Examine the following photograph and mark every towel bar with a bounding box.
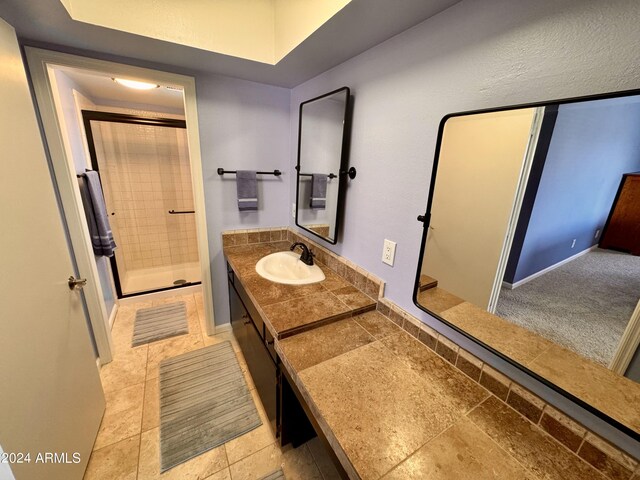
[298,172,338,179]
[295,166,356,179]
[217,168,282,177]
[168,210,195,214]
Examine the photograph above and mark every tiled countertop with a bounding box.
[223,230,638,479]
[276,312,619,480]
[224,242,376,338]
[432,299,640,434]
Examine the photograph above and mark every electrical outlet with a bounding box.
[571,238,576,248]
[595,229,600,239]
[382,239,396,266]
[292,203,296,219]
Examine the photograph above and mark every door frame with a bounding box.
[487,107,545,313]
[25,48,217,364]
[610,301,640,374]
[485,103,640,376]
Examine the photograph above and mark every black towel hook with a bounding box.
[340,167,357,179]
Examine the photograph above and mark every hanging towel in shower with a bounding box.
[80,171,117,257]
[310,174,327,209]
[236,170,258,211]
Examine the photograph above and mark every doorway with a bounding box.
[493,96,640,370]
[25,48,217,367]
[82,111,202,298]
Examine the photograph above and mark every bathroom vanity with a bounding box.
[225,239,376,475]
[222,230,638,480]
[227,265,318,449]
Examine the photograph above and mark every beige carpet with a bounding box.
[497,248,640,365]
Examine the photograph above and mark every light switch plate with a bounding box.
[382,239,396,266]
[292,203,296,219]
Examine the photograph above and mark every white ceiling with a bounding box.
[59,67,185,111]
[57,0,352,65]
[0,0,462,88]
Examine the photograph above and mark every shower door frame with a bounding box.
[82,110,201,299]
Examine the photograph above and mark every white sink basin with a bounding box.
[255,251,325,285]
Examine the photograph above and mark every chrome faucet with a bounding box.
[290,242,315,266]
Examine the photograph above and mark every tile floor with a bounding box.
[84,291,340,480]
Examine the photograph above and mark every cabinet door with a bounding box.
[265,328,277,364]
[228,282,277,434]
[247,334,277,435]
[229,281,248,326]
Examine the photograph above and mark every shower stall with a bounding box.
[83,111,201,297]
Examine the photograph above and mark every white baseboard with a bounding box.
[108,303,118,329]
[503,245,598,290]
[212,323,232,334]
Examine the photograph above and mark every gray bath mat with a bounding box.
[132,302,188,347]
[261,469,285,480]
[159,341,262,472]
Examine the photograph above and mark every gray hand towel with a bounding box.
[310,173,327,209]
[236,170,258,211]
[81,171,117,257]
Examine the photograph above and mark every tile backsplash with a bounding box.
[222,226,384,301]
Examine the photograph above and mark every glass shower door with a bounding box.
[84,112,201,297]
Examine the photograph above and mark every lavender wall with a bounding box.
[288,0,640,448]
[290,0,640,326]
[508,97,640,284]
[196,74,291,325]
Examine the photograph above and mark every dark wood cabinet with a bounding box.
[227,266,315,446]
[600,173,640,255]
[228,271,278,435]
[226,264,348,477]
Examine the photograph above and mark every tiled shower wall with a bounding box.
[93,121,198,277]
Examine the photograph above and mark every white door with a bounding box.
[0,18,105,480]
[423,108,538,309]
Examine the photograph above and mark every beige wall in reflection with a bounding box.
[422,108,535,308]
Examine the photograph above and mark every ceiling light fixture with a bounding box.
[112,78,160,90]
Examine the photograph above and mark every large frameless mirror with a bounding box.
[295,87,353,244]
[414,92,640,438]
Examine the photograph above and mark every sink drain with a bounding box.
[173,279,188,286]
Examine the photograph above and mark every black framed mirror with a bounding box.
[414,89,640,440]
[295,87,352,244]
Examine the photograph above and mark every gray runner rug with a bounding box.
[159,341,262,472]
[132,302,188,347]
